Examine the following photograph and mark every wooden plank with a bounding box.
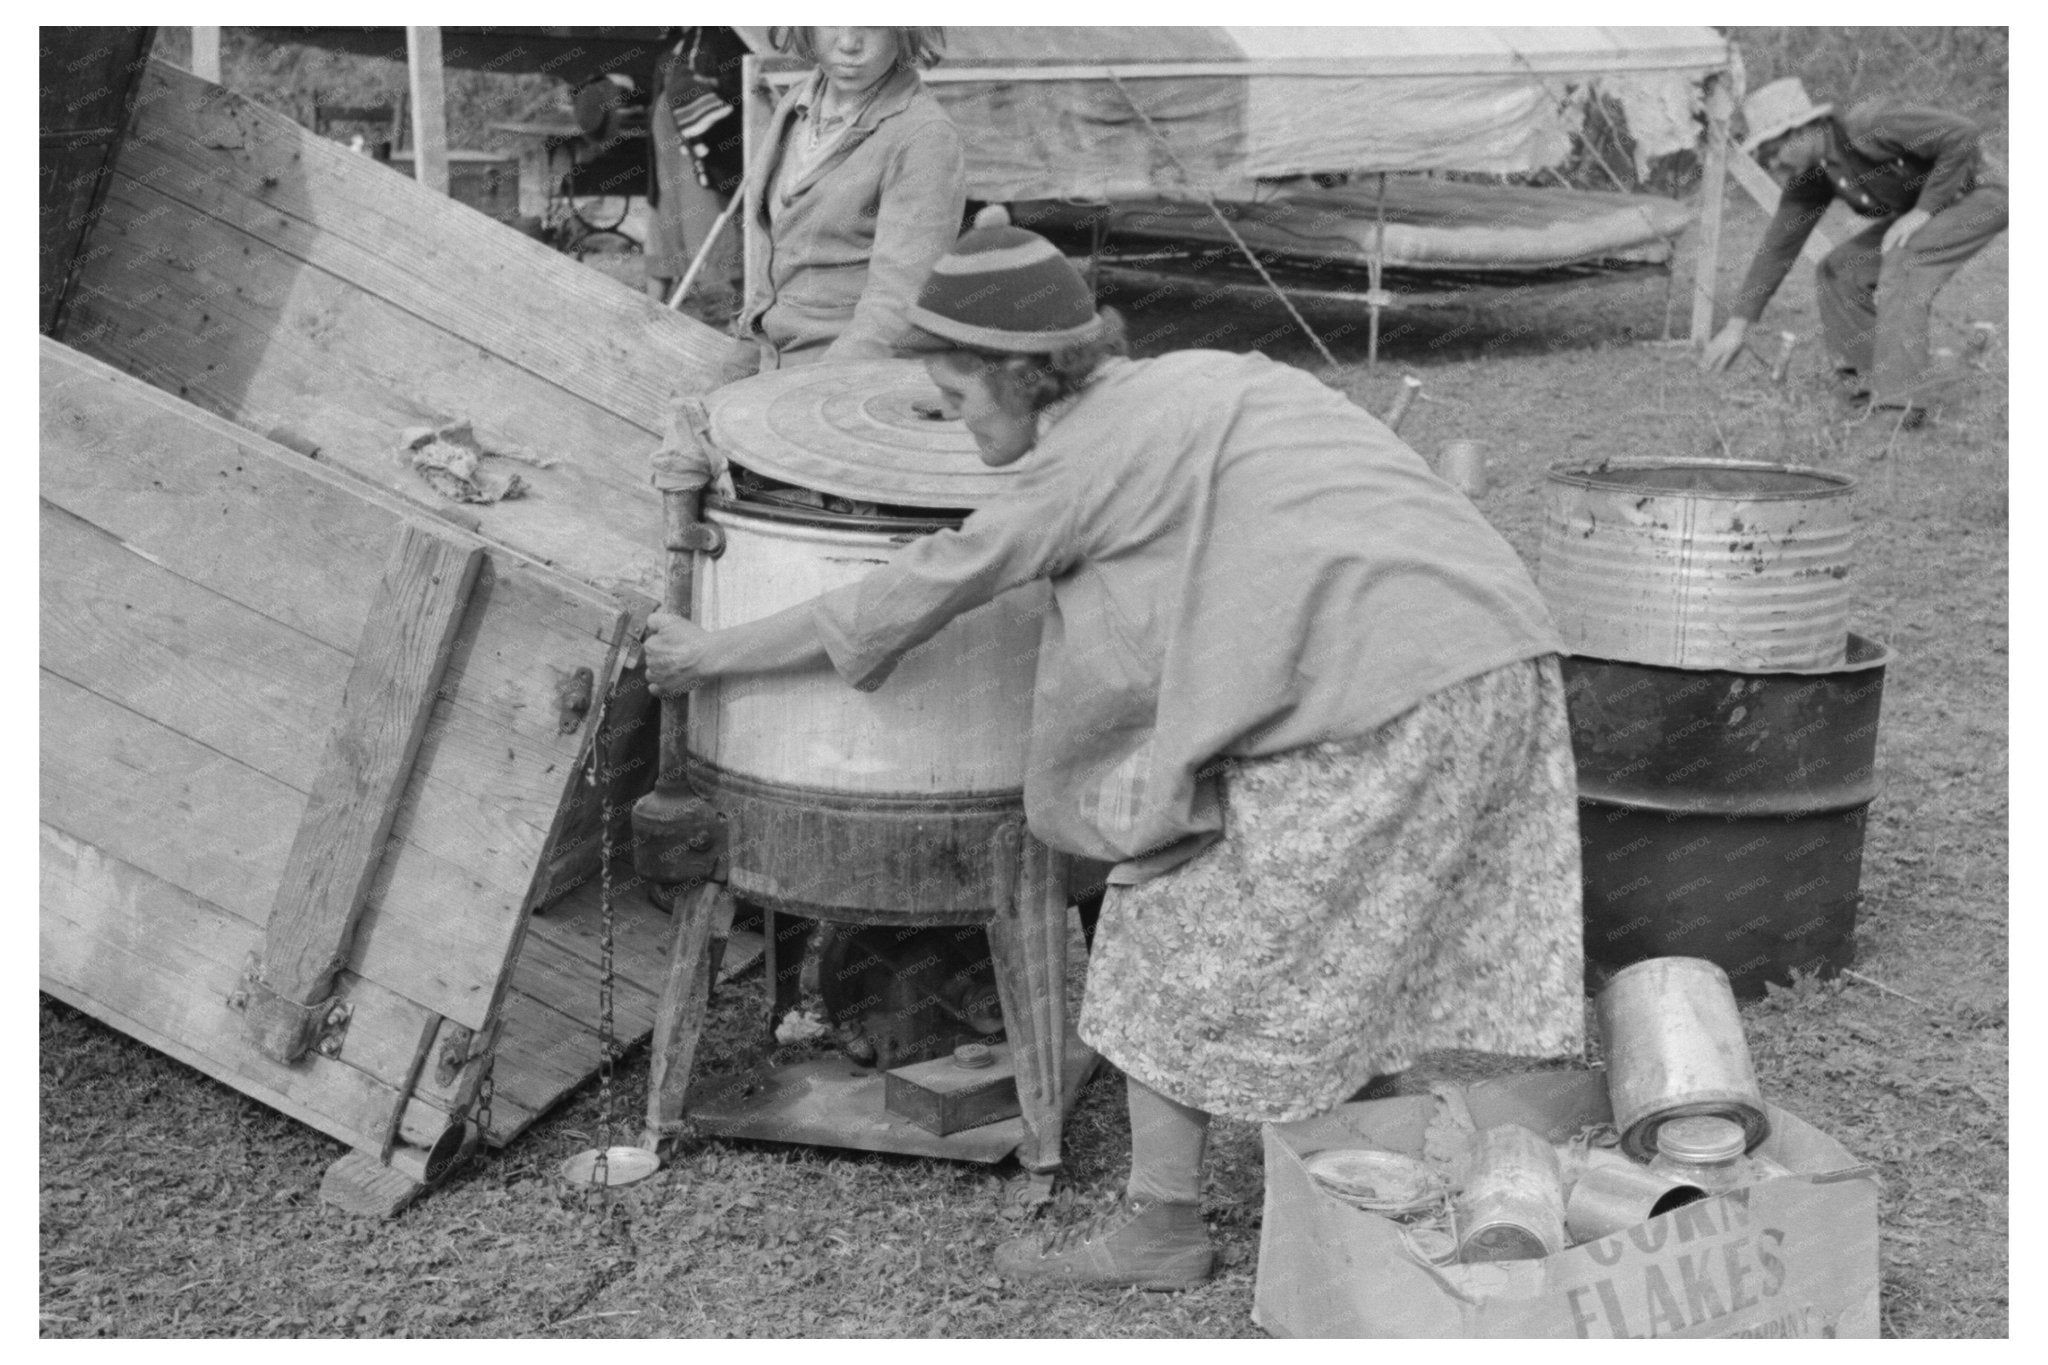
[405,28,450,195]
[40,27,156,334]
[42,672,522,1030]
[320,1152,425,1219]
[41,343,633,880]
[523,870,679,999]
[42,133,115,334]
[245,524,483,1062]
[478,871,681,1140]
[740,54,773,327]
[109,61,729,440]
[480,1091,541,1146]
[487,991,615,1121]
[39,823,439,1096]
[534,661,660,909]
[41,337,439,645]
[189,27,220,83]
[59,179,666,595]
[39,499,350,791]
[645,883,728,1141]
[1691,74,1733,344]
[38,505,614,923]
[463,870,685,1143]
[40,824,425,1150]
[509,931,662,1036]
[41,670,300,918]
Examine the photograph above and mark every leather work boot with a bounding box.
[994,1197,1217,1290]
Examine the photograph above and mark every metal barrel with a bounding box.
[1564,1158,1707,1243]
[1538,459,1857,671]
[1596,957,1769,1161]
[1570,634,1891,996]
[1455,1124,1567,1263]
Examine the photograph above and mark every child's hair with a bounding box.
[933,309,1131,413]
[769,27,946,71]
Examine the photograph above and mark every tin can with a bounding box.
[1455,1124,1566,1263]
[1536,458,1855,670]
[1435,440,1490,498]
[1564,1158,1707,1243]
[1597,957,1770,1160]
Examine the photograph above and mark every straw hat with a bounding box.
[1739,78,1833,156]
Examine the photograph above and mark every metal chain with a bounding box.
[475,1058,495,1146]
[585,681,619,1189]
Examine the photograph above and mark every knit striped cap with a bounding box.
[907,206,1103,353]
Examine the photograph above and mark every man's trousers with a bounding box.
[1815,182,2007,407]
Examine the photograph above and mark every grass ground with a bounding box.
[43,29,2007,1340]
[39,188,2008,1338]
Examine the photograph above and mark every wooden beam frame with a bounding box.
[190,26,221,83]
[241,524,483,1063]
[405,26,450,195]
[1690,70,1734,344]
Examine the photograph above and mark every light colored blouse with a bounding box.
[810,350,1563,876]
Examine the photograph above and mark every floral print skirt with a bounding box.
[1077,655,1584,1124]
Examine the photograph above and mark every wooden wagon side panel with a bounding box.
[55,59,737,600]
[39,27,156,334]
[40,338,634,1161]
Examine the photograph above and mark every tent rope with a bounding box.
[1503,45,1678,251]
[1105,70,1342,372]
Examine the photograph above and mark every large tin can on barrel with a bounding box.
[1539,459,1856,670]
[1596,957,1769,1161]
[690,361,1045,923]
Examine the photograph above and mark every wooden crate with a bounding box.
[56,58,735,599]
[40,53,742,1212]
[41,339,648,1203]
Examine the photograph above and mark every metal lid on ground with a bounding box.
[705,360,1020,510]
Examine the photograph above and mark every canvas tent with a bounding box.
[910,26,1732,197]
[741,26,1738,335]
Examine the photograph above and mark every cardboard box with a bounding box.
[1254,1071,1879,1338]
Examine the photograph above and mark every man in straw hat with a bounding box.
[1699,77,2005,429]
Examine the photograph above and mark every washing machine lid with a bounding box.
[705,360,1023,509]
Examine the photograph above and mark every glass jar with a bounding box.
[1647,1116,1757,1194]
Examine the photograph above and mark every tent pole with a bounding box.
[191,27,221,83]
[1691,70,1734,346]
[405,27,450,196]
[1368,172,1387,376]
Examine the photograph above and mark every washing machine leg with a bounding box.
[987,832,1072,1173]
[642,880,729,1149]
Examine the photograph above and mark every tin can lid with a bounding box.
[1656,1115,1747,1165]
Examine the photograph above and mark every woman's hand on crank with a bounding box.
[643,611,715,698]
